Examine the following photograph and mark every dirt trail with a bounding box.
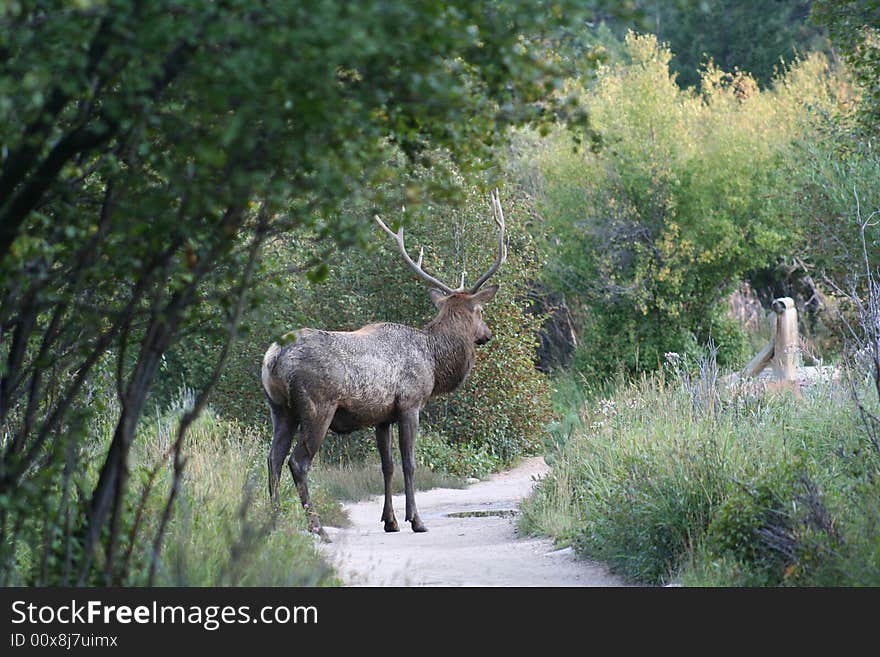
[319,456,626,587]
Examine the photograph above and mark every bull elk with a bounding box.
[261,191,508,538]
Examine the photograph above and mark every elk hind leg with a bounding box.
[375,423,399,532]
[398,410,427,533]
[289,404,334,541]
[267,399,296,508]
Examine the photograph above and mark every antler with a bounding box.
[468,189,507,293]
[373,190,507,296]
[373,214,458,294]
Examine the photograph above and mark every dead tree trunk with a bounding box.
[743,296,800,382]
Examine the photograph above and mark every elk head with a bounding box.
[374,189,507,345]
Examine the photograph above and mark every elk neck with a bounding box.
[422,308,477,396]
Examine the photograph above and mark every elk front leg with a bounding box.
[376,423,399,532]
[398,410,427,533]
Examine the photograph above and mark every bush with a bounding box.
[511,33,850,379]
[423,290,553,463]
[703,463,823,586]
[520,361,880,585]
[521,370,744,583]
[2,389,337,586]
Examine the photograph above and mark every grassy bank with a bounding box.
[122,399,472,585]
[129,406,337,586]
[520,370,880,586]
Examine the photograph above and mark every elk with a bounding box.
[262,191,507,539]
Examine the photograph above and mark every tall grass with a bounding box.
[520,369,880,585]
[130,402,336,586]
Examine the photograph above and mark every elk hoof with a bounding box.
[306,512,331,543]
[384,518,400,532]
[411,518,428,533]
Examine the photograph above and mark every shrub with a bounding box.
[423,291,553,463]
[511,33,850,379]
[416,431,499,479]
[2,389,337,586]
[522,370,747,583]
[520,360,880,585]
[703,463,818,586]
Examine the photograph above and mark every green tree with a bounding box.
[0,0,584,585]
[587,0,826,89]
[813,0,880,135]
[515,34,847,376]
[656,0,825,89]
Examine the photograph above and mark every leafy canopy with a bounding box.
[0,0,586,585]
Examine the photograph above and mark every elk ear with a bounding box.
[471,285,499,305]
[428,288,448,308]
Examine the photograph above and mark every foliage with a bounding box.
[702,463,841,586]
[585,0,827,89]
[520,365,880,585]
[523,121,880,587]
[3,391,336,586]
[656,0,825,90]
[0,0,588,585]
[133,404,337,586]
[513,33,849,379]
[415,432,499,479]
[783,137,880,285]
[755,102,878,354]
[813,0,880,136]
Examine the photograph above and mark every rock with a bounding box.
[544,546,575,558]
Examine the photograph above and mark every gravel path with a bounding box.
[318,456,627,587]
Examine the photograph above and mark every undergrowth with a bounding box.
[520,366,880,586]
